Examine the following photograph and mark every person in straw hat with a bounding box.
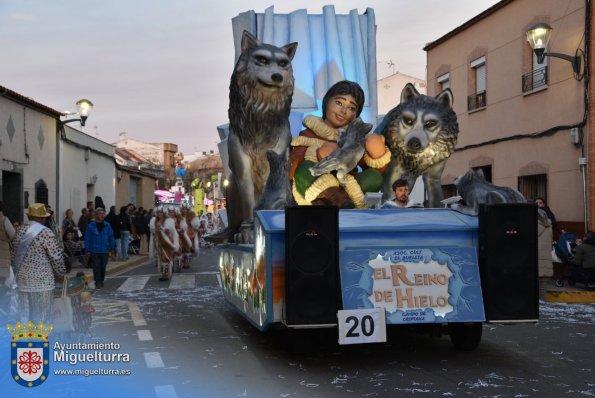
[10,203,67,323]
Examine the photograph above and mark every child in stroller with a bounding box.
[63,230,88,270]
[554,230,595,288]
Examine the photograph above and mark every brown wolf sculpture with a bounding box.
[377,83,459,207]
[213,31,297,243]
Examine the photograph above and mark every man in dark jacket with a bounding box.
[119,206,132,261]
[132,207,149,255]
[570,230,595,287]
[84,208,115,289]
[77,208,90,237]
[105,206,122,260]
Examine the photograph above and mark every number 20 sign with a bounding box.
[337,308,387,345]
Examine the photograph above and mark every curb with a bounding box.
[545,289,595,304]
[66,256,150,278]
[106,256,150,276]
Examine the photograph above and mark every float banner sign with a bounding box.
[339,247,485,324]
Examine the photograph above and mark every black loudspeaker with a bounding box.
[478,203,539,322]
[285,206,340,326]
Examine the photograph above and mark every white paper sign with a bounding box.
[337,308,387,345]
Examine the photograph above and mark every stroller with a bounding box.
[63,238,88,270]
[553,231,579,287]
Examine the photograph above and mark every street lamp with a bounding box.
[526,22,584,81]
[223,178,229,206]
[61,99,94,127]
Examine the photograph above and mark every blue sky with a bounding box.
[1,0,499,153]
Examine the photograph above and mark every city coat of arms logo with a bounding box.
[7,321,53,387]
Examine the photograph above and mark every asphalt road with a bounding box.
[55,246,595,397]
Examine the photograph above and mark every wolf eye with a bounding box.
[424,120,437,129]
[278,60,288,67]
[403,117,414,126]
[255,56,268,65]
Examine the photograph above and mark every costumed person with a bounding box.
[290,80,390,208]
[186,210,200,257]
[155,208,178,281]
[178,206,193,269]
[168,207,184,272]
[148,207,161,260]
[10,203,67,323]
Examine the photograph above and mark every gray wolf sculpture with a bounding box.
[451,169,527,216]
[212,31,297,243]
[377,83,458,207]
[309,117,373,180]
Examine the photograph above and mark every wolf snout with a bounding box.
[407,137,423,152]
[271,73,283,83]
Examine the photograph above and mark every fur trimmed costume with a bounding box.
[290,115,390,208]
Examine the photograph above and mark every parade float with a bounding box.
[215,6,539,351]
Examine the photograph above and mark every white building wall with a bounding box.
[0,96,57,222]
[59,126,115,224]
[377,72,427,115]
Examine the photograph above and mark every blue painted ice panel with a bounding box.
[256,208,478,234]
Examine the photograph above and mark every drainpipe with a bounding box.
[580,157,588,234]
[56,119,61,226]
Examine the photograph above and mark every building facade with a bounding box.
[424,0,589,233]
[114,132,177,189]
[59,125,116,224]
[114,147,162,208]
[1,85,120,226]
[377,71,426,116]
[0,86,61,223]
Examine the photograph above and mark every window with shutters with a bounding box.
[437,73,450,92]
[467,56,487,111]
[518,174,547,201]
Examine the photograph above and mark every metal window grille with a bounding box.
[467,90,487,111]
[522,66,548,93]
[518,174,547,201]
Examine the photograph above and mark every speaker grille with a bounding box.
[290,230,333,274]
[479,203,539,322]
[285,206,340,326]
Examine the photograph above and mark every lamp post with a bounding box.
[56,99,93,233]
[61,99,94,127]
[223,178,229,208]
[527,21,589,232]
[526,22,585,80]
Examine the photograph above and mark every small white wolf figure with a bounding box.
[211,31,297,243]
[377,83,459,207]
[451,169,527,216]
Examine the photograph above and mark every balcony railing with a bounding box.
[522,66,548,93]
[467,90,487,111]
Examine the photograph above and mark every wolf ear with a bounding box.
[400,83,420,104]
[474,168,486,180]
[435,88,453,109]
[281,42,298,61]
[241,31,260,52]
